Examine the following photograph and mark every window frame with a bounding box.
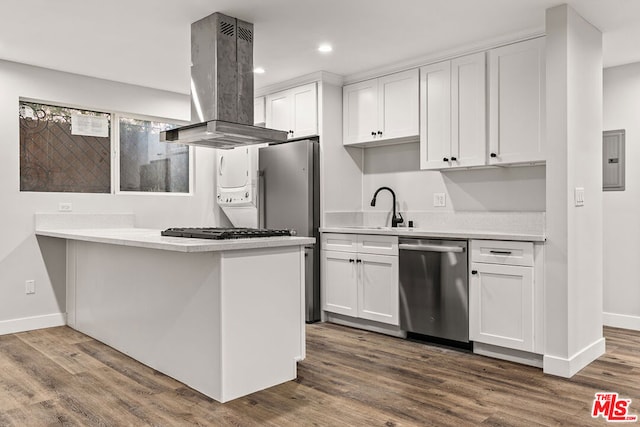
[18,97,194,196]
[113,112,194,197]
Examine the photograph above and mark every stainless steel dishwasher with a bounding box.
[399,238,469,343]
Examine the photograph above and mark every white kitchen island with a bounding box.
[35,219,314,403]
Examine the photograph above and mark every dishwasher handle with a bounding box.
[399,243,465,253]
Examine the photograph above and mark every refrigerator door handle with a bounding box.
[258,170,265,228]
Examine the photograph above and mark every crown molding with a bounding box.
[255,71,344,97]
[343,27,545,85]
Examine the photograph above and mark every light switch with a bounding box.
[433,193,446,207]
[575,187,585,207]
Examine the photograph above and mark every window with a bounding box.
[19,101,111,193]
[19,100,191,195]
[119,118,189,193]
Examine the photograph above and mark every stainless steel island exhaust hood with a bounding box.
[160,12,287,149]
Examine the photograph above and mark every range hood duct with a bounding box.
[160,12,287,149]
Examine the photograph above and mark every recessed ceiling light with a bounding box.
[253,67,265,74]
[318,44,333,53]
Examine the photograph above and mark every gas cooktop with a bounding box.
[161,227,294,240]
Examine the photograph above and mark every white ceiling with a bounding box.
[1,0,640,94]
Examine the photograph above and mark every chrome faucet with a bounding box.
[370,186,404,228]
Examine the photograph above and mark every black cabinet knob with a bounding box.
[451,156,457,161]
[471,270,478,275]
[356,259,362,263]
[349,259,355,263]
[490,153,497,158]
[443,157,449,162]
[377,131,383,136]
[371,131,376,136]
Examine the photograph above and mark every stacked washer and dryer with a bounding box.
[215,138,321,322]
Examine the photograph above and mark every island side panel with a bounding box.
[219,246,304,403]
[70,241,223,400]
[66,241,77,328]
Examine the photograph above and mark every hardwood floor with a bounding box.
[0,324,638,426]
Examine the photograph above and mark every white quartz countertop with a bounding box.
[320,226,545,242]
[36,228,316,253]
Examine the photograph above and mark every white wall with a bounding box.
[0,60,219,333]
[544,4,604,377]
[363,142,546,213]
[603,63,640,329]
[319,81,363,219]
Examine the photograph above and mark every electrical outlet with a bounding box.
[59,202,72,212]
[25,280,35,295]
[433,193,446,207]
[575,187,585,207]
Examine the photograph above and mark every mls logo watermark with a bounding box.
[592,392,638,422]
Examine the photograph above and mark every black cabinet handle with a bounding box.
[451,156,457,161]
[443,157,449,162]
[490,250,512,255]
[471,270,478,275]
[377,131,383,136]
[349,258,355,263]
[490,153,497,158]
[371,131,376,136]
[356,259,362,263]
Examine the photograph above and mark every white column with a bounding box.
[544,4,605,377]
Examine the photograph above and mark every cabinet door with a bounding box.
[451,52,486,168]
[321,250,358,317]
[343,79,379,145]
[378,69,419,142]
[265,90,292,134]
[254,96,266,125]
[469,262,534,351]
[419,61,451,170]
[488,37,545,165]
[291,83,317,138]
[357,253,399,325]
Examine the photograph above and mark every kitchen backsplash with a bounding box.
[324,211,545,235]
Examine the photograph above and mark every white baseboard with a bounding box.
[543,337,606,378]
[0,313,66,336]
[603,312,640,331]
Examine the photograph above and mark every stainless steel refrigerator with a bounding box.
[258,137,320,322]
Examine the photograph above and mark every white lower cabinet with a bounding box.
[469,240,537,353]
[321,234,399,326]
[357,252,399,324]
[470,262,534,352]
[322,250,358,317]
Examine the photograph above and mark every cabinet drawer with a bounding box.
[471,240,533,267]
[357,235,398,256]
[321,233,358,252]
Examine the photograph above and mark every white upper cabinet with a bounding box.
[343,69,419,146]
[254,96,265,126]
[488,37,546,165]
[343,79,378,144]
[419,61,451,169]
[420,52,486,170]
[265,82,317,139]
